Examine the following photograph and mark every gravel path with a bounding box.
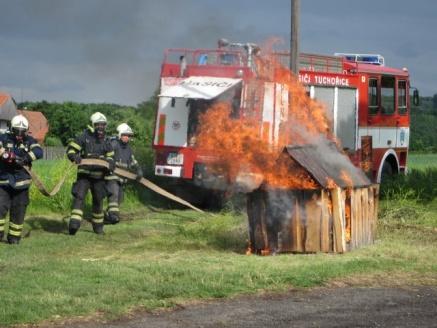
[51,286,437,328]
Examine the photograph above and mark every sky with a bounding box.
[0,0,436,105]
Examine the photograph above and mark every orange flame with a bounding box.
[325,177,338,189]
[195,44,335,190]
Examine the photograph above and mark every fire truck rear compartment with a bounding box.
[155,77,242,149]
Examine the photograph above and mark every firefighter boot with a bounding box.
[104,211,119,225]
[106,201,120,225]
[103,211,108,224]
[68,218,81,235]
[7,234,20,245]
[92,223,104,235]
[92,213,105,234]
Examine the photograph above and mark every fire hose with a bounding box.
[23,158,205,214]
[24,164,73,197]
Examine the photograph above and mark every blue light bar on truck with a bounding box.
[334,53,385,66]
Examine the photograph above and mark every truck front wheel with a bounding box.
[380,160,394,182]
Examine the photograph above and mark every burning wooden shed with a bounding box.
[246,142,379,254]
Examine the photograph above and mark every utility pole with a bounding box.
[290,0,300,74]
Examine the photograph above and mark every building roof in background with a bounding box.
[17,109,49,143]
[0,92,18,121]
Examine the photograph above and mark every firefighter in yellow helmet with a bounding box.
[66,112,115,235]
[104,123,142,224]
[0,114,43,244]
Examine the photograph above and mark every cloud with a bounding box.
[0,0,436,104]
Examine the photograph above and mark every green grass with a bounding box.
[0,207,436,326]
[0,157,435,326]
[27,159,165,217]
[408,153,437,170]
[380,153,437,203]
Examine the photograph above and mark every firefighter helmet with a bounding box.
[90,112,107,126]
[10,114,29,137]
[116,123,133,138]
[90,112,107,138]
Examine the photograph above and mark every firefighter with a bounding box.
[66,112,115,235]
[0,114,43,244]
[104,123,142,224]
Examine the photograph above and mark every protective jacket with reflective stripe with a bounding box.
[105,137,139,182]
[66,127,114,178]
[0,132,43,189]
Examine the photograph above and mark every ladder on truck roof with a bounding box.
[275,53,345,74]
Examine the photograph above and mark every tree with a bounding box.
[433,93,437,110]
[17,99,158,150]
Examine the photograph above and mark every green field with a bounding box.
[408,153,437,170]
[380,153,437,202]
[0,155,436,326]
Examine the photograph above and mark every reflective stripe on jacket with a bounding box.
[0,132,43,189]
[105,137,138,183]
[66,126,114,179]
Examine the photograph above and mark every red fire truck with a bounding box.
[152,40,418,194]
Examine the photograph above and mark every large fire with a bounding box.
[195,49,336,190]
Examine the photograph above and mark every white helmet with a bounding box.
[90,112,107,125]
[116,123,133,138]
[11,114,29,136]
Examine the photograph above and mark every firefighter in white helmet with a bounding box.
[66,112,115,235]
[0,114,43,244]
[104,123,142,224]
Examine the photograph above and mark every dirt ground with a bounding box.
[48,286,437,328]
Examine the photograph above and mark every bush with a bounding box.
[44,136,63,146]
[132,144,155,177]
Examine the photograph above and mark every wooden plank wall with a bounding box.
[304,191,322,252]
[320,190,332,252]
[331,188,346,253]
[349,184,379,250]
[290,196,304,252]
[246,185,379,254]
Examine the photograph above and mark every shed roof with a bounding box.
[285,141,371,189]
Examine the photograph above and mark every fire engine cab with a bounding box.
[153,40,417,192]
[292,51,416,182]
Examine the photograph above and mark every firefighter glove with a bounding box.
[15,156,24,167]
[107,159,115,173]
[24,153,32,165]
[15,154,31,167]
[136,167,143,179]
[73,154,82,164]
[67,152,81,164]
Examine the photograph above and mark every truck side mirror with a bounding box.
[412,89,420,106]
